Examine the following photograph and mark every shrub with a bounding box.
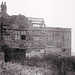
[0,53,75,75]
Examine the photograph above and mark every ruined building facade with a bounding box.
[0,2,71,61]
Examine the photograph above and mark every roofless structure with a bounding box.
[0,2,71,62]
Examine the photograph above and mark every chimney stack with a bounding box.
[1,2,7,13]
[4,2,6,5]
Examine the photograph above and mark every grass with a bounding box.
[0,53,75,75]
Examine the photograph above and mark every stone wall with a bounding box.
[3,27,71,58]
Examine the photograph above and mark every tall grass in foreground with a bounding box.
[19,54,75,75]
[0,53,75,75]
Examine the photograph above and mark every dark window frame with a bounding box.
[21,35,26,40]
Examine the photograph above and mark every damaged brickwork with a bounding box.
[0,2,71,61]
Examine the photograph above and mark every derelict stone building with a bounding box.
[0,2,71,61]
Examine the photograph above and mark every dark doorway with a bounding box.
[4,48,26,62]
[1,45,12,62]
[14,49,26,61]
[2,44,26,62]
[5,49,13,62]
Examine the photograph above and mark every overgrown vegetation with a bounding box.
[20,54,75,75]
[0,53,75,75]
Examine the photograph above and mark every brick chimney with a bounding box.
[1,2,7,13]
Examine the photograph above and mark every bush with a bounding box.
[23,53,75,75]
[1,53,75,75]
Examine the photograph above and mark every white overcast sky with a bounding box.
[0,0,75,55]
